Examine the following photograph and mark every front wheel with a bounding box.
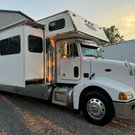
[82,92,114,126]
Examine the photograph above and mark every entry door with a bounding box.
[57,40,80,81]
[25,27,44,81]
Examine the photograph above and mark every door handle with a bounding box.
[74,66,79,78]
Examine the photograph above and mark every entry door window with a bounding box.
[28,35,43,53]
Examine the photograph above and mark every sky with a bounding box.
[0,0,135,40]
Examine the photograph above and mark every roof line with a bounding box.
[37,10,70,22]
[0,9,34,21]
[0,19,43,32]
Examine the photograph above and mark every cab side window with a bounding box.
[67,43,78,57]
[60,41,79,58]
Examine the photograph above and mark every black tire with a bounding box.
[82,91,114,126]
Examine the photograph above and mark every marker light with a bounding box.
[119,91,134,100]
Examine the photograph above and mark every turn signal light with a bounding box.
[119,92,127,100]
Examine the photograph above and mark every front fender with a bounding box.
[73,77,134,110]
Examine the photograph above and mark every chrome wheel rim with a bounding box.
[86,98,106,120]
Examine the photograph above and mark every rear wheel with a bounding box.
[82,91,114,126]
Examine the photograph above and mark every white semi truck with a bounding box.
[102,40,135,63]
[0,10,135,126]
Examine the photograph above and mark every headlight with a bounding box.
[119,91,134,100]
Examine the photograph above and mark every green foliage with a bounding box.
[103,25,124,44]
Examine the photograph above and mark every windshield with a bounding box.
[81,44,101,57]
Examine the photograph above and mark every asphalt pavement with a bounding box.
[0,91,134,135]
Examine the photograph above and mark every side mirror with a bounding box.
[98,46,104,52]
[97,46,104,59]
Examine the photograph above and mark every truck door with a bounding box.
[57,40,81,81]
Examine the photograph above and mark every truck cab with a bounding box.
[37,10,135,126]
[56,39,100,84]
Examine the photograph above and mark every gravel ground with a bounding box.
[0,91,135,135]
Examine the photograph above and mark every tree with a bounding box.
[103,25,124,44]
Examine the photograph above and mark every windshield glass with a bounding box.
[81,44,101,57]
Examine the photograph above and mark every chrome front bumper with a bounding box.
[113,99,135,119]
